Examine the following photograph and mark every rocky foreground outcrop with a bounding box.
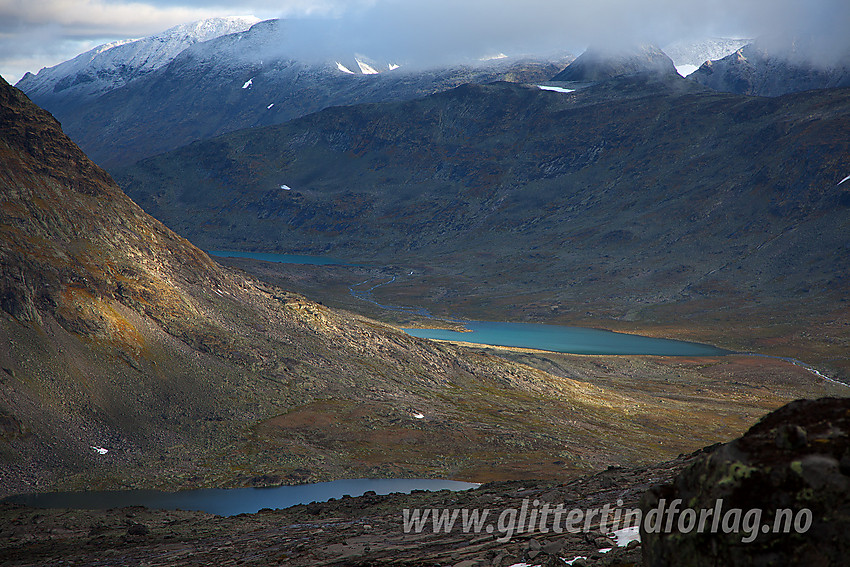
[642,397,850,566]
[2,397,849,565]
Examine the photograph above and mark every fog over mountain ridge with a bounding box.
[2,0,847,83]
[244,0,849,69]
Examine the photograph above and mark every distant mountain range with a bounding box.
[13,17,752,170]
[17,15,848,176]
[15,18,571,168]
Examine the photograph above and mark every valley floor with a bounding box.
[215,255,850,386]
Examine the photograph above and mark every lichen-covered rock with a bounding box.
[642,397,850,566]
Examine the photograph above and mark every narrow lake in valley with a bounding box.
[2,479,479,517]
[205,251,728,356]
[208,250,351,265]
[403,321,729,356]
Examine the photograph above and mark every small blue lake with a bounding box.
[208,250,351,266]
[403,321,729,356]
[2,479,478,517]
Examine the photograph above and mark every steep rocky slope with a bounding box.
[7,76,832,499]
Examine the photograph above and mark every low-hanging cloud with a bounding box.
[2,0,848,83]
[260,0,849,68]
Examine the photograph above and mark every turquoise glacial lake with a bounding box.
[2,479,478,517]
[205,251,726,356]
[403,321,729,356]
[208,250,350,266]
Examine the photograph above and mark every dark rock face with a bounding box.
[690,43,850,97]
[551,45,678,82]
[641,397,850,566]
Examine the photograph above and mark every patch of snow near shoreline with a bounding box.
[537,85,575,93]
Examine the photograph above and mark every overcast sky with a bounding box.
[1,0,847,84]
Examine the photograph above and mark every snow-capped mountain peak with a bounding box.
[662,37,752,76]
[16,16,260,99]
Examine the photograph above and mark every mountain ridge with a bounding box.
[551,44,678,81]
[15,16,260,101]
[16,18,571,168]
[690,39,850,96]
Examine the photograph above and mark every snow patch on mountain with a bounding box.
[675,64,700,77]
[662,37,752,69]
[336,62,356,74]
[356,59,380,75]
[16,16,260,99]
[538,85,575,93]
